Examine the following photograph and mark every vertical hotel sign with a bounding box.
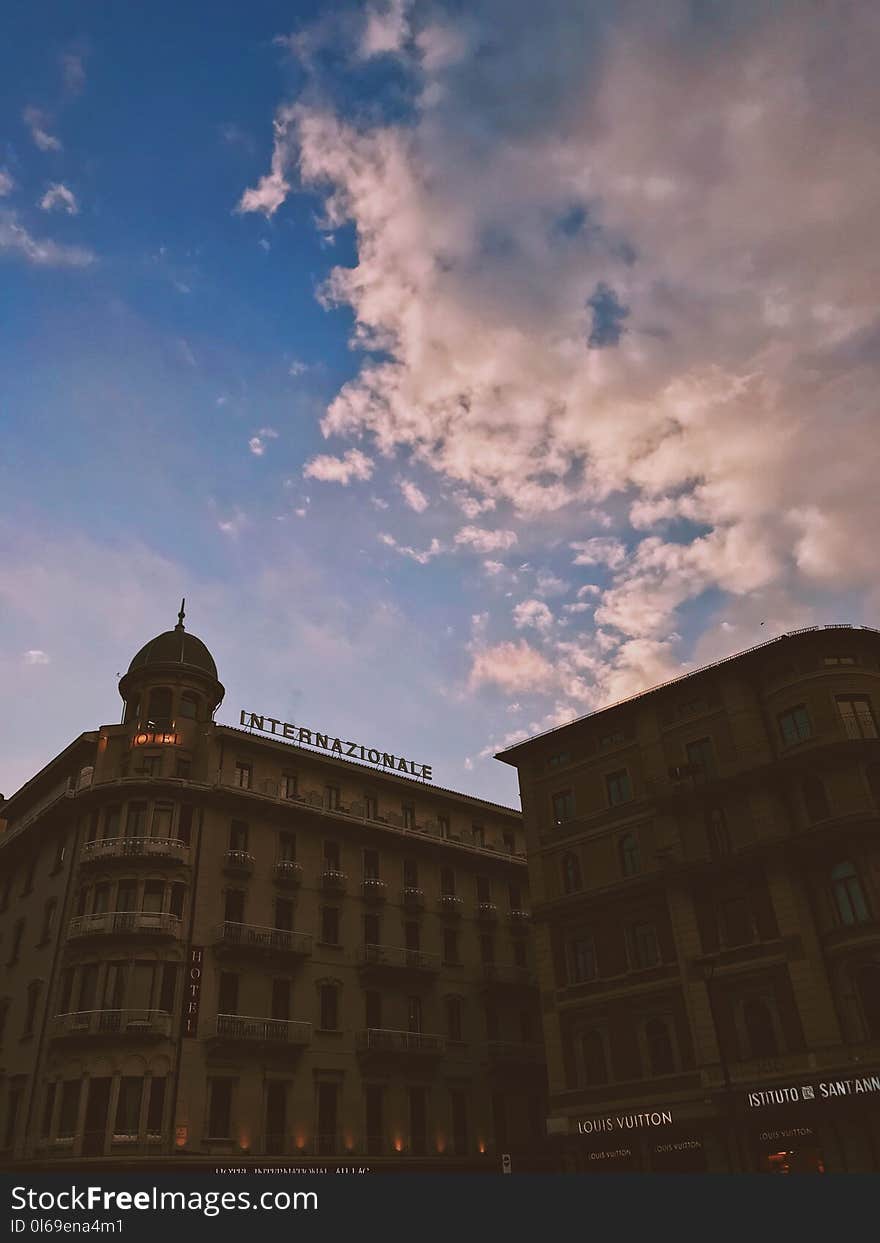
[184,946,203,1037]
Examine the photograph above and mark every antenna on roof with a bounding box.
[175,598,186,632]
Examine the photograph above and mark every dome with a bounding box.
[126,601,218,679]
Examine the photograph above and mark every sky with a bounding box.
[2,1,879,809]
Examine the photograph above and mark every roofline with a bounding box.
[216,723,521,817]
[1,731,99,811]
[495,623,880,762]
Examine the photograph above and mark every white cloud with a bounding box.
[61,51,86,94]
[303,448,374,485]
[236,106,295,216]
[469,640,555,694]
[513,598,554,633]
[482,560,505,576]
[399,479,429,512]
[0,211,94,267]
[454,526,517,554]
[289,359,308,376]
[570,538,628,569]
[360,0,411,58]
[379,532,442,564]
[535,570,570,597]
[23,107,61,152]
[217,509,249,536]
[24,649,50,665]
[0,169,14,197]
[249,427,279,456]
[40,183,79,215]
[455,493,497,519]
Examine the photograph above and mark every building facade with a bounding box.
[498,625,880,1173]
[0,611,545,1169]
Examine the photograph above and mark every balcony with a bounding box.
[80,837,190,867]
[320,868,347,892]
[438,894,463,917]
[361,877,388,903]
[211,1013,312,1050]
[508,908,531,924]
[273,860,303,887]
[402,887,425,911]
[356,1027,446,1063]
[486,1040,545,1067]
[223,849,255,876]
[214,921,313,960]
[481,963,538,991]
[67,911,181,941]
[50,1009,173,1041]
[476,902,498,922]
[359,943,441,978]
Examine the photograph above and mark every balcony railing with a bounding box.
[273,860,303,886]
[509,908,531,923]
[439,894,463,915]
[214,1013,312,1046]
[476,902,498,921]
[320,869,347,891]
[356,1028,446,1055]
[68,911,181,939]
[81,837,190,865]
[402,887,425,910]
[223,849,255,874]
[360,943,441,973]
[215,922,313,957]
[50,1009,172,1039]
[361,877,387,901]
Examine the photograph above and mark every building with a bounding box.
[497,624,880,1173]
[0,608,545,1169]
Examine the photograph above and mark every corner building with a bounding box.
[0,613,545,1169]
[497,625,880,1173]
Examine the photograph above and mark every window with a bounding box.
[403,859,419,889]
[472,824,485,847]
[685,736,716,781]
[175,759,191,780]
[146,688,172,728]
[282,773,298,800]
[179,692,199,720]
[126,802,146,837]
[706,808,730,858]
[646,1018,676,1075]
[407,996,422,1034]
[720,897,754,946]
[363,849,380,880]
[115,1078,142,1137]
[831,862,870,926]
[271,979,290,1021]
[568,936,596,984]
[320,984,339,1031]
[619,833,640,877]
[440,867,456,896]
[365,990,382,1028]
[85,812,100,844]
[503,832,516,854]
[606,770,633,806]
[7,920,24,966]
[320,907,340,945]
[142,880,164,913]
[224,889,245,923]
[51,836,66,873]
[151,803,173,838]
[41,1083,57,1137]
[480,934,495,965]
[136,754,161,777]
[446,998,463,1042]
[274,897,293,931]
[743,999,778,1059]
[548,751,571,769]
[234,761,252,790]
[146,1079,166,1135]
[278,832,296,862]
[561,852,582,893]
[57,969,73,1015]
[364,793,378,820]
[217,972,238,1015]
[405,922,420,952]
[443,929,459,965]
[552,790,575,824]
[58,1081,81,1138]
[92,883,110,914]
[39,898,57,944]
[630,923,660,969]
[836,696,878,740]
[363,913,380,946]
[325,785,341,810]
[229,820,249,852]
[365,1086,384,1156]
[581,1031,608,1086]
[402,802,415,829]
[77,963,99,1012]
[599,729,625,748]
[778,705,812,745]
[476,876,491,904]
[509,883,522,911]
[207,1080,233,1138]
[23,981,42,1037]
[802,775,830,822]
[438,815,450,839]
[323,840,340,871]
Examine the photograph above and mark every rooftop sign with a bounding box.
[238,710,433,782]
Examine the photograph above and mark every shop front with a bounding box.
[555,1100,718,1172]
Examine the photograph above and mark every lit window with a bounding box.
[836,696,878,740]
[778,705,812,746]
[605,770,632,806]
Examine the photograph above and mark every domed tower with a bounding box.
[116,602,224,776]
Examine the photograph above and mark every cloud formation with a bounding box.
[40,183,79,215]
[23,106,62,152]
[303,447,374,484]
[0,212,94,267]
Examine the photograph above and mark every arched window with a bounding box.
[646,1018,676,1075]
[802,775,830,822]
[619,833,640,877]
[743,999,778,1059]
[561,852,582,894]
[146,688,172,728]
[581,1030,608,1086]
[856,964,880,1040]
[706,807,730,858]
[831,862,870,926]
[179,692,200,721]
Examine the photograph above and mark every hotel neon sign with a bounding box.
[238,710,433,781]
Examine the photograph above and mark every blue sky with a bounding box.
[2,1,878,806]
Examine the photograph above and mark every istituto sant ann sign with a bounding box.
[239,710,433,781]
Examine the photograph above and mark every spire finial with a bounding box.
[175,597,186,631]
